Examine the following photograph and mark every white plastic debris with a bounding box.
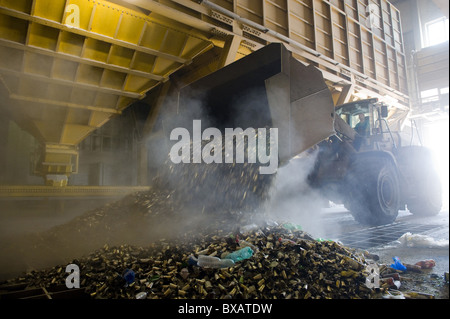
[240,223,259,235]
[396,232,449,249]
[382,290,405,299]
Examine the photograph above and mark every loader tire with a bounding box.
[396,146,442,216]
[406,171,442,216]
[346,157,399,226]
[407,175,442,216]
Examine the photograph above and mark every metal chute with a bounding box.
[175,43,335,166]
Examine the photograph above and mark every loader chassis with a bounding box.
[308,100,442,225]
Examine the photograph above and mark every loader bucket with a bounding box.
[175,43,335,165]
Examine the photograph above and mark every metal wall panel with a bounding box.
[208,0,408,95]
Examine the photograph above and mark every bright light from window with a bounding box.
[421,88,439,99]
[420,87,449,105]
[424,119,449,210]
[425,17,449,48]
[421,88,439,104]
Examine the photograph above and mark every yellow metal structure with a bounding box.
[0,185,150,197]
[0,0,213,185]
[0,0,410,187]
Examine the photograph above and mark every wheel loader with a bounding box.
[167,42,442,226]
[309,99,442,225]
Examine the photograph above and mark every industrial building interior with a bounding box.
[0,0,448,301]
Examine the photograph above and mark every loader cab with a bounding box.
[335,98,378,132]
[335,98,395,151]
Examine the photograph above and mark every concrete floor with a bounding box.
[369,211,449,272]
[316,207,449,272]
[315,206,449,298]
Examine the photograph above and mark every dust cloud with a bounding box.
[262,151,331,239]
[0,198,119,280]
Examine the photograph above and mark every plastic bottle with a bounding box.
[316,238,332,242]
[197,255,235,268]
[282,223,302,231]
[415,259,436,269]
[382,291,405,299]
[188,255,198,266]
[240,224,259,234]
[136,292,148,299]
[265,219,279,227]
[238,239,258,252]
[224,247,254,262]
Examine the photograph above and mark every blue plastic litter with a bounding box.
[123,269,135,284]
[188,255,198,266]
[390,256,407,271]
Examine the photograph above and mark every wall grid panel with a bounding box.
[211,0,407,94]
